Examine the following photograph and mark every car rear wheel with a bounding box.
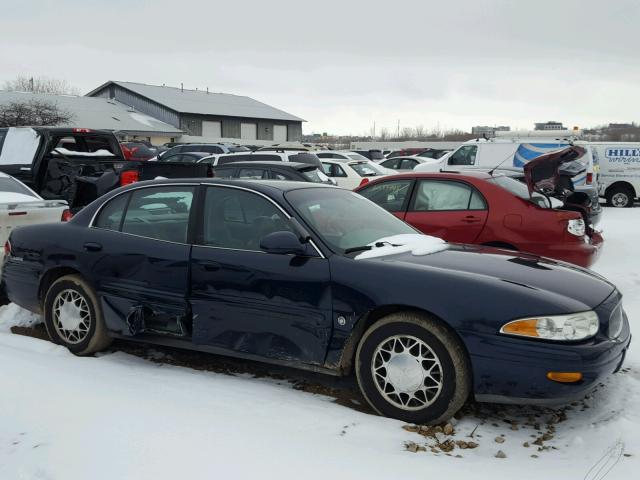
[355,312,470,424]
[44,275,112,355]
[606,185,634,208]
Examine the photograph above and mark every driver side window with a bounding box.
[448,146,478,166]
[201,187,294,251]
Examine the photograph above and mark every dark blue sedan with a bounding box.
[2,179,631,424]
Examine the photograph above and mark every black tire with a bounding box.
[43,274,112,355]
[355,312,470,424]
[606,185,635,208]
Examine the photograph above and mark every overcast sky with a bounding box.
[1,0,638,135]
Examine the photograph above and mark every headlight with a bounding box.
[500,311,599,341]
[567,219,585,237]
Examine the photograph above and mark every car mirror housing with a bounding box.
[260,231,306,255]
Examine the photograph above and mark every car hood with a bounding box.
[523,146,587,196]
[360,243,615,308]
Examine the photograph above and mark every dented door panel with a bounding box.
[190,246,332,365]
[84,229,191,336]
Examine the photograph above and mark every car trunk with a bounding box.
[523,146,596,229]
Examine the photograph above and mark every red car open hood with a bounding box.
[523,146,587,196]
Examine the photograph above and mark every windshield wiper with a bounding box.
[344,241,399,254]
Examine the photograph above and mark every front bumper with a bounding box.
[463,297,630,405]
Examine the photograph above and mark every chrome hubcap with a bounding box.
[612,193,629,207]
[371,335,443,411]
[53,289,91,344]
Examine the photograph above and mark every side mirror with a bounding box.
[260,231,306,255]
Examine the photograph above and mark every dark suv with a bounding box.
[214,161,333,184]
[158,143,249,159]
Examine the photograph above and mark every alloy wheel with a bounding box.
[52,289,92,344]
[371,334,443,411]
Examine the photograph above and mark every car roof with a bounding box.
[119,177,336,194]
[383,155,422,160]
[361,170,497,183]
[215,161,312,170]
[165,151,211,157]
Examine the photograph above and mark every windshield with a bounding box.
[300,168,332,184]
[350,162,380,177]
[286,188,416,252]
[347,153,368,161]
[369,150,385,160]
[488,175,551,208]
[229,146,250,152]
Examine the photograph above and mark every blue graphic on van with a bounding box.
[513,143,586,185]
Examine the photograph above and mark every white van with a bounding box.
[589,142,640,207]
[416,137,593,185]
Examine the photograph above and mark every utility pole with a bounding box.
[397,119,400,138]
[373,121,376,140]
[29,77,34,92]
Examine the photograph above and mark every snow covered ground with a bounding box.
[0,209,637,480]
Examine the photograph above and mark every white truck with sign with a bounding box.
[589,143,640,207]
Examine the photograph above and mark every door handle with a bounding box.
[83,242,102,252]
[201,261,221,272]
[461,216,481,223]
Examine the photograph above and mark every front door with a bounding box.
[356,178,414,220]
[87,185,196,336]
[190,185,332,366]
[403,179,488,243]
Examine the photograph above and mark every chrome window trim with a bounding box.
[88,182,326,259]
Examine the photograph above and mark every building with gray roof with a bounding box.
[87,81,304,144]
[0,90,183,144]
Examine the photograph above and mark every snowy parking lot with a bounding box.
[0,208,637,480]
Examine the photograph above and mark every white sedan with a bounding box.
[377,155,440,172]
[0,173,69,277]
[320,159,390,189]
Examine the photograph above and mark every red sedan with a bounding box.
[355,171,603,267]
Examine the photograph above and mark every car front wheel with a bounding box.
[44,274,112,355]
[355,312,470,424]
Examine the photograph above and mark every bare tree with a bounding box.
[2,76,80,95]
[0,100,74,127]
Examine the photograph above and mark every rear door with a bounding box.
[87,184,196,336]
[404,179,488,243]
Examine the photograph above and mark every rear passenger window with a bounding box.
[412,180,486,211]
[94,193,129,231]
[120,186,195,243]
[214,168,234,178]
[238,168,267,179]
[273,171,293,180]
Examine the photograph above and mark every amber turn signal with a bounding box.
[500,319,539,337]
[546,372,583,383]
